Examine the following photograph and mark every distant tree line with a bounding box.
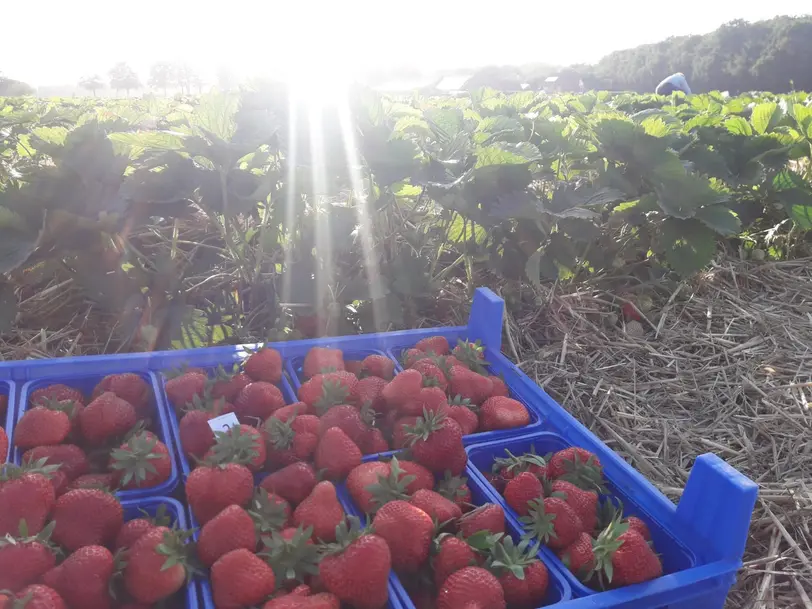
[579,15,812,93]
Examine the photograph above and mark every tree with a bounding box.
[217,66,237,91]
[147,62,176,96]
[175,64,201,95]
[0,73,34,96]
[108,62,141,97]
[78,75,104,97]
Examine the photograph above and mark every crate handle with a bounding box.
[467,287,504,351]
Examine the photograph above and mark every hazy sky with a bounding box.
[4,1,810,86]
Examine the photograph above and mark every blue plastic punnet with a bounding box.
[12,372,180,500]
[337,452,573,607]
[121,496,200,609]
[0,287,756,609]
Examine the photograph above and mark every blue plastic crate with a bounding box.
[121,496,200,609]
[336,452,572,607]
[153,358,299,480]
[466,432,698,597]
[12,372,180,500]
[0,287,757,609]
[1,380,15,463]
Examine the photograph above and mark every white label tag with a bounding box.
[208,413,240,433]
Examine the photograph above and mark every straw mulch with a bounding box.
[503,258,812,609]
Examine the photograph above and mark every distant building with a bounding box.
[542,72,583,93]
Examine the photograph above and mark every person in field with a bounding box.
[655,72,692,95]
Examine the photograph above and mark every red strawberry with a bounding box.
[209,366,252,402]
[318,405,369,443]
[164,372,207,412]
[448,366,493,405]
[211,548,276,609]
[245,347,283,383]
[48,470,69,497]
[446,397,479,435]
[409,489,461,523]
[504,472,544,516]
[458,504,505,538]
[263,592,340,609]
[402,348,430,368]
[346,461,392,514]
[621,301,642,322]
[21,445,88,481]
[265,416,319,468]
[271,402,314,421]
[198,504,257,566]
[434,534,477,586]
[259,462,317,506]
[344,360,364,376]
[319,517,391,609]
[65,473,114,494]
[405,410,467,475]
[298,372,357,414]
[625,516,651,541]
[593,522,662,586]
[521,497,584,551]
[179,409,217,459]
[0,463,57,536]
[205,424,266,472]
[79,392,137,446]
[488,376,509,397]
[360,427,390,454]
[437,566,505,609]
[51,489,123,551]
[8,585,66,609]
[43,545,114,609]
[30,384,84,408]
[371,500,433,572]
[415,336,450,355]
[234,382,285,423]
[411,359,449,392]
[0,527,57,592]
[451,340,487,367]
[92,374,151,419]
[360,355,395,380]
[381,369,423,410]
[550,480,598,532]
[547,447,602,480]
[349,376,388,412]
[558,532,595,577]
[116,518,158,551]
[479,397,529,431]
[124,527,189,604]
[109,431,172,489]
[400,386,448,418]
[186,462,254,524]
[293,481,345,543]
[398,459,435,494]
[487,537,548,608]
[492,448,547,481]
[303,348,345,378]
[14,407,71,449]
[315,427,361,480]
[0,427,6,465]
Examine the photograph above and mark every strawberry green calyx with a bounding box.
[555,455,606,493]
[365,456,415,510]
[520,498,558,545]
[0,520,57,553]
[493,448,546,477]
[109,432,163,487]
[453,339,490,374]
[137,503,172,528]
[591,517,631,583]
[321,516,367,556]
[435,471,469,502]
[187,390,227,414]
[404,408,449,445]
[155,528,195,578]
[0,458,60,481]
[248,488,290,534]
[449,395,477,411]
[486,535,542,579]
[259,525,320,583]
[39,397,81,418]
[207,425,260,466]
[314,380,350,415]
[264,417,297,451]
